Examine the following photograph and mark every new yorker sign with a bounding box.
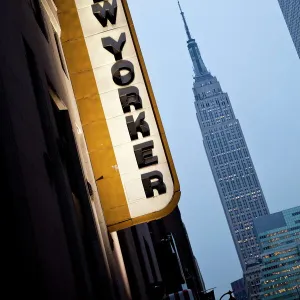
[57,0,180,230]
[94,0,166,198]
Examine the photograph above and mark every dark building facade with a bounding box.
[231,278,248,300]
[1,1,129,299]
[118,224,164,300]
[149,207,206,298]
[118,207,206,300]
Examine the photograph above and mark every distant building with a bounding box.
[254,206,300,299]
[231,278,248,300]
[177,1,269,272]
[243,260,261,300]
[278,0,300,58]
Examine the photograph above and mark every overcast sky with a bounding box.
[127,0,300,297]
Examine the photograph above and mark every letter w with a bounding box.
[92,0,117,27]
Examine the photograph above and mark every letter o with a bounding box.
[111,60,135,86]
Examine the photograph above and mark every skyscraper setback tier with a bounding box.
[178,2,270,271]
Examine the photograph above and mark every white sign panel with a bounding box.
[75,0,176,219]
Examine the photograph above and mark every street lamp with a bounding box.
[220,290,236,300]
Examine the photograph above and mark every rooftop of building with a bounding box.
[254,206,300,236]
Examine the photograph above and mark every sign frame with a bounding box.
[56,0,180,231]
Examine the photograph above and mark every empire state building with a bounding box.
[178,2,269,271]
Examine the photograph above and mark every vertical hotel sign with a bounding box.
[56,0,180,231]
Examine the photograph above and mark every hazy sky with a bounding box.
[127,0,300,297]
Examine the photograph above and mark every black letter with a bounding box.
[111,60,135,86]
[134,141,158,169]
[126,112,150,140]
[118,86,142,113]
[92,0,117,27]
[141,171,167,198]
[102,33,126,61]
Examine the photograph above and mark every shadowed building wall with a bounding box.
[0,1,128,299]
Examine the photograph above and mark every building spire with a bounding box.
[178,1,192,40]
[178,1,209,77]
